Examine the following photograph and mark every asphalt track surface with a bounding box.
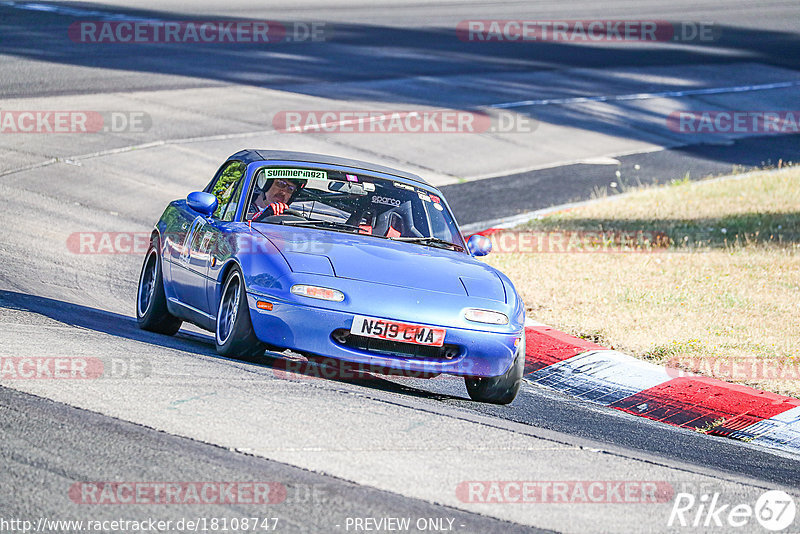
[1,1,799,533]
[1,384,542,534]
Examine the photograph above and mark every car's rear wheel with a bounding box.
[136,242,182,335]
[465,332,525,405]
[215,267,266,359]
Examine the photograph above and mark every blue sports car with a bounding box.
[136,150,526,403]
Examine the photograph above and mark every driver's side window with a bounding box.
[209,161,246,220]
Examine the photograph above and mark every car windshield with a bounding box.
[248,166,465,252]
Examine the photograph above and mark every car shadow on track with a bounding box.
[0,289,465,402]
[0,289,220,356]
[266,354,466,402]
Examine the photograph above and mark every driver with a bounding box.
[248,178,306,220]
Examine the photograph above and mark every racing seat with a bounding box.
[374,210,404,237]
[385,213,403,238]
[373,202,424,238]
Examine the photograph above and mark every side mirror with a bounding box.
[187,191,218,217]
[467,234,492,257]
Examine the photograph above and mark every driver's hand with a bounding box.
[268,202,288,216]
[250,202,288,221]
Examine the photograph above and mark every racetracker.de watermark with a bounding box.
[456,20,718,42]
[272,110,537,134]
[667,111,800,134]
[0,357,151,380]
[0,111,150,133]
[66,231,331,255]
[666,356,800,381]
[69,21,328,43]
[456,481,674,503]
[68,482,286,504]
[478,230,669,253]
[271,358,462,382]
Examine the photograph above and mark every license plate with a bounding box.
[350,315,446,347]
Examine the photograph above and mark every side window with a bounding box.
[209,161,246,219]
[220,180,244,221]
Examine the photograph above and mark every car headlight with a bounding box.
[464,308,508,325]
[291,284,345,302]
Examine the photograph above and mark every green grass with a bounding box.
[526,168,800,250]
[485,167,800,398]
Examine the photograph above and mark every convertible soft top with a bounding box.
[230,149,429,185]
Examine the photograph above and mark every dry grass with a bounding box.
[484,167,800,397]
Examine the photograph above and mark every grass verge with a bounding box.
[484,167,800,398]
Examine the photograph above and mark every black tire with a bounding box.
[215,267,266,359]
[136,241,182,335]
[465,331,525,405]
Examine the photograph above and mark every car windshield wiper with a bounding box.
[278,219,362,233]
[389,236,464,252]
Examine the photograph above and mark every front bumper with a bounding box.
[246,293,521,378]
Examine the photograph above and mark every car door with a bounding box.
[169,160,246,318]
[198,165,249,315]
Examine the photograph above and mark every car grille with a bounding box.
[331,329,460,360]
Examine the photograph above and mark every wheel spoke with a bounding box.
[230,286,239,325]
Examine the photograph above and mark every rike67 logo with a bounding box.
[669,490,796,531]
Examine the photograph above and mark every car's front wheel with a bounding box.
[465,332,525,405]
[136,242,182,335]
[215,267,266,359]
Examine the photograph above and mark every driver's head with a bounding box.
[262,178,305,204]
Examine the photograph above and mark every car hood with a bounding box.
[253,225,506,302]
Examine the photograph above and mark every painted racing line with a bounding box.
[522,318,800,455]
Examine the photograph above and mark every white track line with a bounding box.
[490,80,800,109]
